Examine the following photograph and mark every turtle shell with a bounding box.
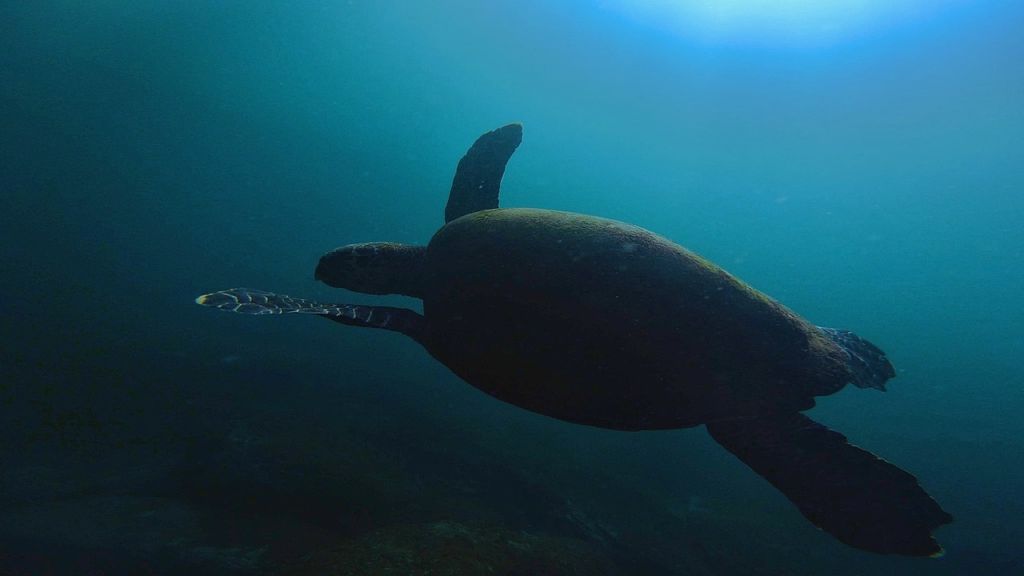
[421,208,851,430]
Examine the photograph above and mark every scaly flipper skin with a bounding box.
[196,288,426,343]
[707,413,953,556]
[444,123,523,223]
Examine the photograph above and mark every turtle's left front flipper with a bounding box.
[196,288,426,343]
[707,412,952,557]
[444,123,523,223]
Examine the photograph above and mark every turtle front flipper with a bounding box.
[196,288,426,343]
[444,123,523,223]
[707,412,952,556]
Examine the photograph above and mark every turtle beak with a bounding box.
[314,251,341,284]
[315,246,361,287]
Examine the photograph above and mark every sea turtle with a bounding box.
[197,124,951,556]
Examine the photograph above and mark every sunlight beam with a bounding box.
[604,0,961,46]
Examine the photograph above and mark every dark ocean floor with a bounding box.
[0,355,1013,576]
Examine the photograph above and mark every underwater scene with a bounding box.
[2,1,1022,574]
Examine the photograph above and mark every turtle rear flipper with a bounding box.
[819,327,896,391]
[707,412,952,556]
[196,288,426,343]
[444,123,523,223]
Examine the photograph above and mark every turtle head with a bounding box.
[315,242,427,298]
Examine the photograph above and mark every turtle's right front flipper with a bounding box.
[707,412,952,556]
[196,288,426,343]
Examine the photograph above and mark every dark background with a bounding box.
[2,1,1022,574]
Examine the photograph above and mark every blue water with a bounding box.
[2,1,1022,574]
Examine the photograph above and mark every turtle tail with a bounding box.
[819,327,896,391]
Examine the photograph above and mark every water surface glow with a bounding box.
[603,0,973,46]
